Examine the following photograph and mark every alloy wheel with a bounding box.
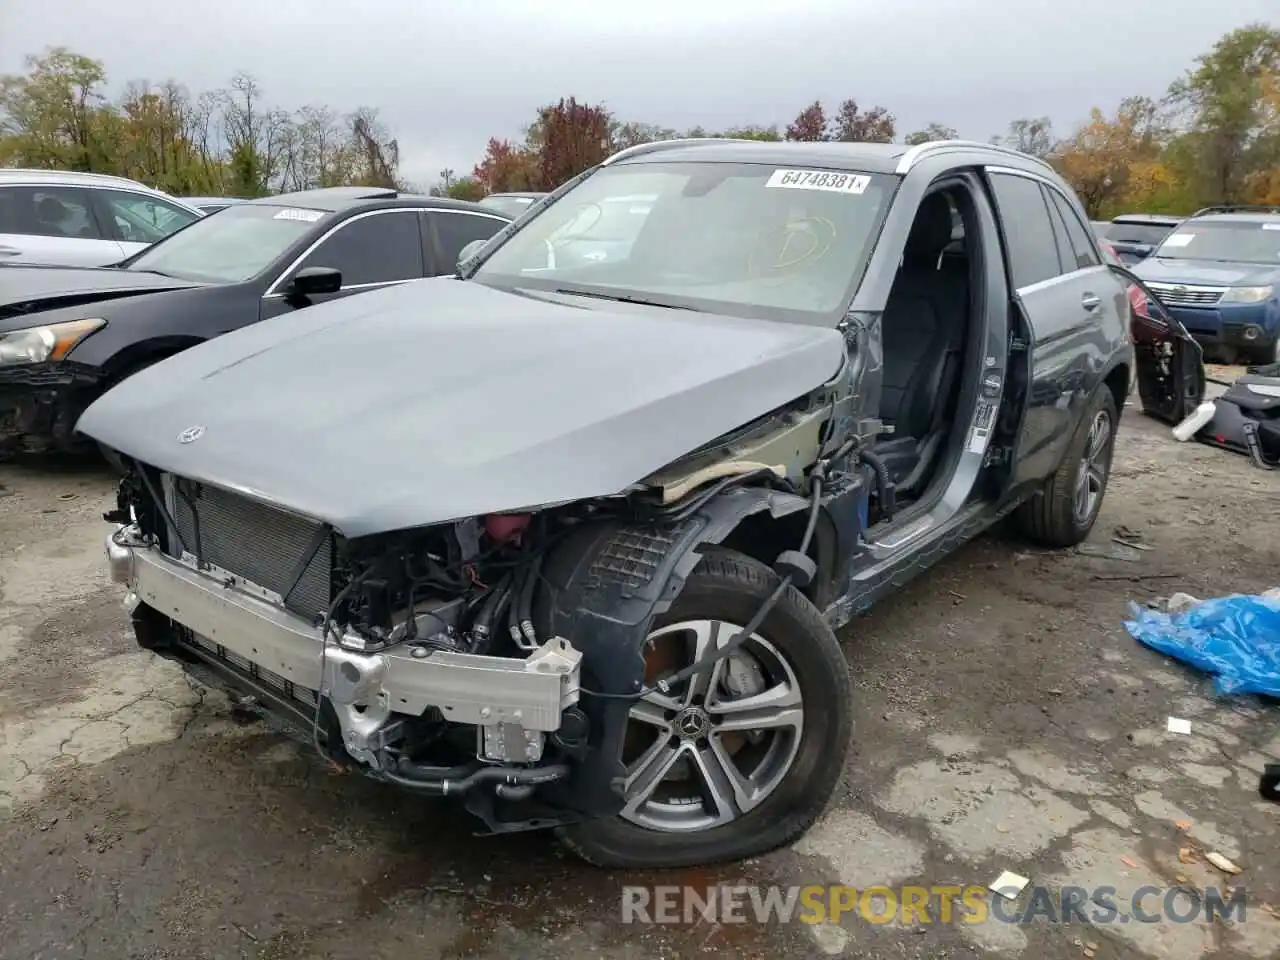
[620,619,805,833]
[1074,410,1113,525]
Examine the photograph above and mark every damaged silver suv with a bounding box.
[82,138,1200,869]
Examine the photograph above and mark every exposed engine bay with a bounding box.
[106,394,851,835]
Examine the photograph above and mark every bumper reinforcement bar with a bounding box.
[107,525,582,732]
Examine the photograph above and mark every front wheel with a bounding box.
[1014,385,1118,548]
[558,548,853,869]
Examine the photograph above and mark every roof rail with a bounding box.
[600,137,765,166]
[894,139,1056,175]
[1,167,147,188]
[1188,204,1280,218]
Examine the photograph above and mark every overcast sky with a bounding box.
[1,0,1276,189]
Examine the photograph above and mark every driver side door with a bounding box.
[260,208,427,320]
[93,188,201,254]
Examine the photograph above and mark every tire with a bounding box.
[558,547,852,869]
[1250,337,1280,367]
[1014,385,1119,548]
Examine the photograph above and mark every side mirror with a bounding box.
[287,265,342,298]
[457,239,487,272]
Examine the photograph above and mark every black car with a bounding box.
[0,186,511,454]
[1102,213,1182,264]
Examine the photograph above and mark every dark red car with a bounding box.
[1100,238,1150,318]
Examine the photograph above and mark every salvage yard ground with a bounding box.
[1,379,1278,960]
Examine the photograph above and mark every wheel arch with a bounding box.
[533,485,821,819]
[1103,359,1130,421]
[101,335,205,386]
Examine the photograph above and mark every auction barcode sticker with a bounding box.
[1162,233,1195,247]
[273,208,325,222]
[766,169,870,194]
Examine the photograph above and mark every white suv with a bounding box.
[0,169,204,267]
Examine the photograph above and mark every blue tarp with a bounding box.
[1124,593,1280,697]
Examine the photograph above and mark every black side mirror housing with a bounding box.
[287,265,342,298]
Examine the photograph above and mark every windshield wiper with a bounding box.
[552,288,689,310]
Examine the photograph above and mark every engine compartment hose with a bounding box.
[384,759,572,796]
[859,447,895,519]
[518,552,543,646]
[507,564,526,643]
[470,577,512,653]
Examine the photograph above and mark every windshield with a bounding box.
[1106,221,1175,246]
[470,161,896,322]
[1153,221,1280,264]
[124,203,331,282]
[480,196,539,217]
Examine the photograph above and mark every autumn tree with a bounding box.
[997,117,1055,157]
[1051,97,1170,217]
[785,98,895,142]
[472,137,539,193]
[0,47,405,197]
[529,97,613,190]
[829,99,895,143]
[612,120,679,149]
[904,122,958,145]
[447,177,485,202]
[1166,23,1280,204]
[0,47,113,171]
[786,101,827,141]
[1244,70,1280,203]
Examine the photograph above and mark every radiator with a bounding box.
[165,477,333,621]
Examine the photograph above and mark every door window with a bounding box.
[294,210,424,286]
[430,211,509,273]
[98,190,199,244]
[0,185,104,240]
[1046,190,1101,271]
[987,173,1063,289]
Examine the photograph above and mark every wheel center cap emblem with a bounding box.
[675,707,709,740]
[177,425,205,444]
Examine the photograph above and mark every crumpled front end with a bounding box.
[0,361,104,454]
[104,462,592,826]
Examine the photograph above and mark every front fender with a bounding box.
[535,486,811,817]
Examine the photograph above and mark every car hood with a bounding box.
[77,278,845,538]
[0,265,206,330]
[1133,258,1280,288]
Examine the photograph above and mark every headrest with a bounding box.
[903,193,955,267]
[36,195,67,221]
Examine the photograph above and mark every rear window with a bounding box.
[1105,221,1176,246]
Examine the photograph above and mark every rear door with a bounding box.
[0,184,126,266]
[985,168,1128,489]
[424,209,511,275]
[261,208,427,319]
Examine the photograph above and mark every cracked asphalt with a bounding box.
[1,387,1278,960]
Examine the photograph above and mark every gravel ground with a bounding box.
[1,386,1278,960]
